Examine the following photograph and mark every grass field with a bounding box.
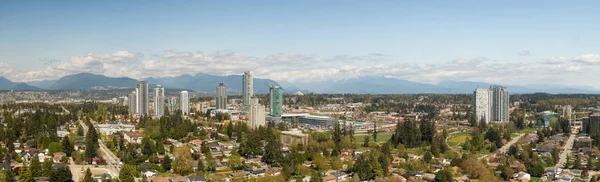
[447,134,471,147]
[355,133,394,143]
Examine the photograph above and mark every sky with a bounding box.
[1,0,600,88]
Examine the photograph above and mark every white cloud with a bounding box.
[3,51,600,88]
[517,50,531,56]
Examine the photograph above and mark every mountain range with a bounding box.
[0,72,595,94]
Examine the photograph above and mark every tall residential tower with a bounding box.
[269,85,283,117]
[128,91,137,116]
[180,91,190,115]
[473,85,509,124]
[153,85,165,117]
[242,71,253,109]
[216,83,227,109]
[136,81,149,116]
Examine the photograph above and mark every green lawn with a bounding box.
[447,134,471,147]
[355,133,394,143]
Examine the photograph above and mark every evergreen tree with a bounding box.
[372,121,377,142]
[226,123,234,138]
[575,155,582,169]
[49,166,72,182]
[205,153,217,172]
[156,140,165,155]
[83,168,95,182]
[197,158,205,172]
[355,155,373,181]
[434,169,453,182]
[369,153,383,178]
[362,136,370,147]
[262,134,283,164]
[4,169,15,182]
[119,164,137,182]
[85,126,99,158]
[29,156,42,177]
[378,154,389,177]
[42,159,53,178]
[62,136,74,156]
[18,163,33,182]
[310,171,323,182]
[162,155,172,171]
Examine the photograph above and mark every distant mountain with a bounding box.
[50,73,138,90]
[26,79,57,89]
[0,77,41,90]
[146,73,281,94]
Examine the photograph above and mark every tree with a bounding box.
[355,155,373,181]
[310,171,323,182]
[4,169,15,182]
[42,159,53,178]
[62,136,74,156]
[197,158,205,172]
[119,164,137,182]
[434,169,453,182]
[83,168,95,182]
[424,151,433,163]
[30,156,42,177]
[362,136,370,147]
[172,146,193,175]
[50,166,72,182]
[205,153,217,172]
[18,163,33,182]
[162,155,172,171]
[47,142,63,156]
[226,123,234,138]
[372,121,377,142]
[530,162,545,177]
[378,154,389,177]
[228,153,243,171]
[575,155,582,169]
[262,135,283,165]
[85,126,99,158]
[141,138,154,156]
[155,141,165,155]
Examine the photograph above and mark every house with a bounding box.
[53,152,67,163]
[331,172,348,181]
[324,175,337,182]
[124,132,144,144]
[423,173,436,181]
[511,172,530,181]
[187,175,207,182]
[169,176,189,182]
[249,169,266,178]
[142,170,158,178]
[189,139,203,146]
[94,173,112,182]
[545,167,557,175]
[0,163,11,171]
[578,147,593,155]
[391,157,406,166]
[150,177,169,182]
[430,164,444,172]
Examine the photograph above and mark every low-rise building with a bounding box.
[280,129,308,147]
[124,132,144,144]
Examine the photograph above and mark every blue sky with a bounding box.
[1,0,600,87]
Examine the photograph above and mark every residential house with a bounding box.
[324,175,336,182]
[94,173,112,182]
[187,175,207,182]
[124,132,144,144]
[142,169,158,178]
[150,177,169,182]
[511,172,530,181]
[53,152,67,163]
[169,176,189,182]
[331,172,348,181]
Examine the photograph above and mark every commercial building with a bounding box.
[216,83,227,110]
[128,91,137,116]
[153,85,164,117]
[280,129,308,147]
[180,91,190,115]
[248,98,266,128]
[242,71,253,109]
[269,85,283,117]
[539,111,559,128]
[168,96,179,114]
[473,85,509,124]
[136,81,149,116]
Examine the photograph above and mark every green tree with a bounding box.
[47,142,63,156]
[575,155,582,169]
[172,146,193,175]
[119,164,137,182]
[197,158,205,172]
[434,169,453,182]
[4,169,15,182]
[228,153,243,171]
[42,159,53,178]
[262,134,283,165]
[424,151,433,163]
[310,171,323,182]
[62,136,74,156]
[205,153,217,172]
[362,136,370,147]
[355,155,373,181]
[83,168,95,182]
[50,166,72,182]
[85,126,99,158]
[29,156,42,177]
[162,155,172,171]
[18,163,33,182]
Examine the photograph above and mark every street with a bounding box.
[555,134,576,169]
[78,121,121,179]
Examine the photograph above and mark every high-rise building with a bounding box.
[153,85,165,117]
[168,96,179,114]
[248,98,266,128]
[128,91,137,116]
[216,83,227,109]
[180,91,189,115]
[136,81,149,116]
[490,85,509,122]
[473,85,509,124]
[269,85,283,117]
[242,71,253,109]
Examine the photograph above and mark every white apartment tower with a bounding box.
[248,98,266,128]
[216,83,227,109]
[128,91,137,116]
[180,90,190,115]
[473,86,509,124]
[153,85,165,117]
[242,71,253,109]
[136,81,149,116]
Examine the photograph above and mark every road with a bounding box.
[555,134,576,169]
[479,133,526,160]
[78,121,120,178]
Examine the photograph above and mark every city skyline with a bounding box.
[1,1,600,88]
